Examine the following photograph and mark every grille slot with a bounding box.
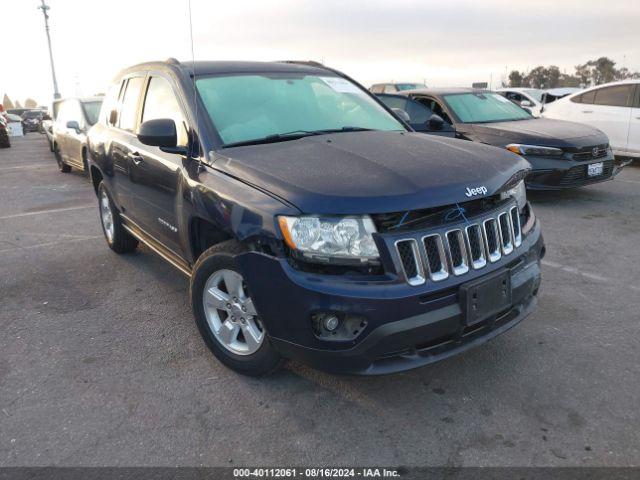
[498,212,514,255]
[483,218,501,263]
[465,224,486,269]
[395,239,424,285]
[422,234,449,281]
[510,206,522,247]
[445,229,469,276]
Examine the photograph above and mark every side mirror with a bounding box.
[427,114,445,131]
[520,100,533,107]
[391,108,411,123]
[137,118,177,149]
[66,120,81,132]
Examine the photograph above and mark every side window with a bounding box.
[572,90,596,104]
[102,82,123,126]
[141,76,188,146]
[118,76,145,131]
[370,85,383,94]
[383,84,398,94]
[419,98,453,124]
[593,85,633,107]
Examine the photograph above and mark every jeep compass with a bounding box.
[87,60,544,376]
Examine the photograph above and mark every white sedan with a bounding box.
[542,80,639,159]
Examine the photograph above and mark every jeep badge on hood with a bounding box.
[465,186,488,197]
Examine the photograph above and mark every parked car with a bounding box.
[5,113,24,137]
[6,108,30,117]
[52,96,103,173]
[42,118,54,151]
[541,80,639,160]
[0,116,11,148]
[370,82,427,94]
[378,88,628,189]
[87,60,544,376]
[375,93,456,137]
[496,88,544,116]
[22,109,44,133]
[541,87,582,105]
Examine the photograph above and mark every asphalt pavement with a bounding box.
[1,134,639,467]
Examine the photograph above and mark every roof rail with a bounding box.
[279,60,325,68]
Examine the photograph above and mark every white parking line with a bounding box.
[541,260,609,282]
[542,259,640,292]
[0,205,93,221]
[0,163,53,172]
[0,236,102,254]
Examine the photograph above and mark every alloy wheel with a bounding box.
[202,269,264,355]
[99,189,115,243]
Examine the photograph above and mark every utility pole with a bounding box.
[38,0,60,99]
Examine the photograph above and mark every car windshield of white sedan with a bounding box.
[444,93,532,123]
[196,74,405,146]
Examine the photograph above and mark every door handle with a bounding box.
[127,152,144,165]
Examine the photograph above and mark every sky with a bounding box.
[2,0,639,107]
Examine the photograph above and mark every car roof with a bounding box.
[115,59,333,80]
[399,87,489,96]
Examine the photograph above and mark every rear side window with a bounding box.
[572,90,596,104]
[141,76,188,146]
[118,77,145,131]
[378,95,433,126]
[593,85,633,107]
[383,84,398,93]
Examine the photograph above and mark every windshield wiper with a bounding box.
[222,127,376,148]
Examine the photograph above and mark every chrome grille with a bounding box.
[393,204,523,285]
[572,144,608,161]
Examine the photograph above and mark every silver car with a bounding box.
[53,96,103,174]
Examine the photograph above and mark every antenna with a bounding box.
[187,0,201,166]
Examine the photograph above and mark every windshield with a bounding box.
[23,111,42,119]
[81,101,102,126]
[521,89,543,102]
[196,73,405,146]
[395,83,427,91]
[443,92,532,123]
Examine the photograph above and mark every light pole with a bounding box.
[38,0,60,99]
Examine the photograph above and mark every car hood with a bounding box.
[464,118,608,148]
[212,131,529,214]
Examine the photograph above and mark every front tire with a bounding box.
[54,144,71,173]
[97,182,138,254]
[190,241,283,376]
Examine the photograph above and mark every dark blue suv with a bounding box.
[87,60,544,376]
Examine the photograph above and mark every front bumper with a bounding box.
[237,220,544,375]
[524,153,625,190]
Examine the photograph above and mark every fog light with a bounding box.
[322,314,340,331]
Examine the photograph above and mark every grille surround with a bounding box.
[391,201,522,286]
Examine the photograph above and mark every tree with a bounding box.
[525,66,548,88]
[546,66,561,88]
[508,70,524,87]
[25,98,38,108]
[575,56,620,86]
[14,100,22,108]
[2,94,14,110]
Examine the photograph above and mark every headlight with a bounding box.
[506,144,563,157]
[500,179,527,211]
[278,215,379,263]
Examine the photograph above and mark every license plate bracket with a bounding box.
[460,269,512,326]
[587,162,604,177]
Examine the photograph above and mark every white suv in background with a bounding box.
[542,80,639,159]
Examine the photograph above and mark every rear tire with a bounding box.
[190,240,283,376]
[97,182,138,254]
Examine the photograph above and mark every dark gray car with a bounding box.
[53,96,103,174]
